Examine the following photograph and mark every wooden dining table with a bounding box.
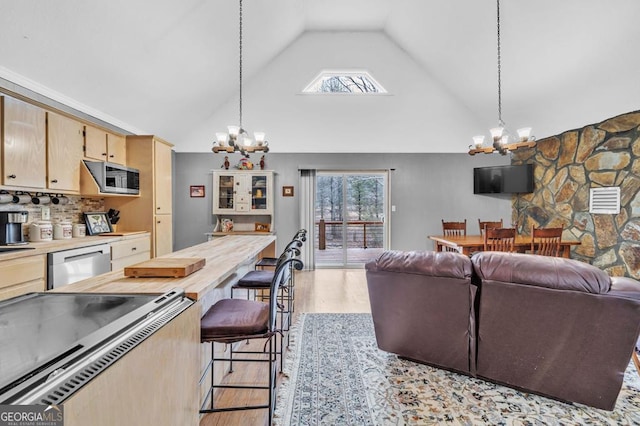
[428,234,581,258]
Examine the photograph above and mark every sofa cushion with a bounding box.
[471,251,611,294]
[366,250,472,280]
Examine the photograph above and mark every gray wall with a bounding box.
[173,153,512,254]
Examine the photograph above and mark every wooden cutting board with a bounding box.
[124,257,206,278]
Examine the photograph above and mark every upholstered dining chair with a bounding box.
[483,227,516,252]
[478,219,503,235]
[530,226,563,257]
[199,256,303,425]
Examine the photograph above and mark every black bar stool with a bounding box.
[199,256,303,424]
[231,246,301,370]
[255,229,306,270]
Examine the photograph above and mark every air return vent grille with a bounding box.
[589,187,620,214]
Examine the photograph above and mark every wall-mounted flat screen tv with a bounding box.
[474,164,534,194]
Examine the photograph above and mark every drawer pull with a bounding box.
[51,179,58,183]
[7,174,16,179]
[131,247,137,251]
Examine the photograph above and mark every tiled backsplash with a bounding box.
[0,193,104,238]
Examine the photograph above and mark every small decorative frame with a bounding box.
[282,186,294,197]
[83,212,113,235]
[190,185,205,198]
[255,222,271,232]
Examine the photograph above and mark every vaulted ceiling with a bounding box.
[1,0,638,153]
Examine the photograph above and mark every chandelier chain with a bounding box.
[239,0,243,129]
[496,0,502,126]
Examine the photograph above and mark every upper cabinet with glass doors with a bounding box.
[213,170,273,215]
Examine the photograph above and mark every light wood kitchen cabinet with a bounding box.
[154,215,173,257]
[110,234,151,271]
[0,254,46,302]
[104,136,173,257]
[47,112,84,192]
[154,140,172,214]
[84,125,126,166]
[1,96,46,188]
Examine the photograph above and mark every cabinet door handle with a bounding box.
[51,179,58,183]
[157,207,161,210]
[131,247,137,251]
[109,154,114,158]
[7,174,16,179]
[157,220,161,224]
[102,152,107,156]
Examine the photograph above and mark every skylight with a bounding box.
[303,70,387,94]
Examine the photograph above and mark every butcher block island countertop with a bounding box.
[50,234,276,301]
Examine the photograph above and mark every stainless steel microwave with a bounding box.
[83,160,140,195]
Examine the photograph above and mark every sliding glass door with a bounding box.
[315,171,388,267]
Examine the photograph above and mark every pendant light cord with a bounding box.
[239,0,243,130]
[496,0,503,126]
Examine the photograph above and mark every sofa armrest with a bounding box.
[609,276,640,301]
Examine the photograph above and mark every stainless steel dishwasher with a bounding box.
[47,244,111,289]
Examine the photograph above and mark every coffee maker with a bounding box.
[0,211,28,245]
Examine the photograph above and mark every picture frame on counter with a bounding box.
[190,185,205,198]
[84,212,113,235]
[254,222,271,232]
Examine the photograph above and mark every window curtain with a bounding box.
[298,169,316,270]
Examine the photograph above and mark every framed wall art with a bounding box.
[282,186,294,197]
[190,185,205,198]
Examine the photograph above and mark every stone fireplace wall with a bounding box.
[511,110,640,278]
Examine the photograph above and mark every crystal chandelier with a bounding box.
[469,0,535,156]
[212,0,269,157]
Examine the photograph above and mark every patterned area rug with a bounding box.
[274,313,640,425]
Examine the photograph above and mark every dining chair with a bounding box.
[483,227,516,252]
[478,219,503,235]
[442,220,467,237]
[530,226,563,257]
[442,220,467,252]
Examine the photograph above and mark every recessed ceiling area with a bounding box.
[0,0,638,153]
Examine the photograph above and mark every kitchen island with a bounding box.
[51,234,276,301]
[47,234,276,425]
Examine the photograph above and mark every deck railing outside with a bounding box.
[316,219,384,250]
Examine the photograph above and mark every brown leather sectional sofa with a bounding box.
[365,250,640,411]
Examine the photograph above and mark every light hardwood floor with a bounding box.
[199,269,370,426]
